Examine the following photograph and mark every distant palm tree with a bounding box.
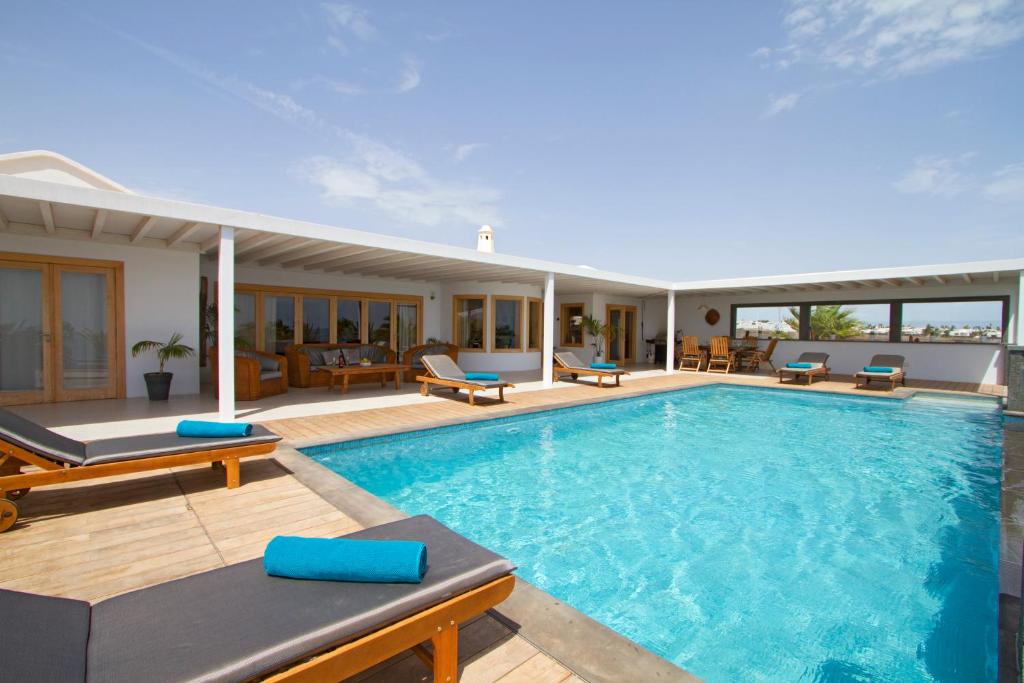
[785,305,864,340]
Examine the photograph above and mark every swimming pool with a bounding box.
[303,385,1002,682]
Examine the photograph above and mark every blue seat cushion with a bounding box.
[863,366,895,373]
[465,372,500,381]
[786,362,813,369]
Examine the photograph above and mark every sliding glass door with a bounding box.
[0,262,48,405]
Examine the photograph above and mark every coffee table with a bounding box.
[317,364,410,394]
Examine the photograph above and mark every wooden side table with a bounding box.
[317,364,410,394]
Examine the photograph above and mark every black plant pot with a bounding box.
[143,372,173,401]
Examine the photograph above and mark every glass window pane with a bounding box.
[0,266,43,392]
[302,297,329,343]
[336,299,361,343]
[234,293,256,349]
[368,301,391,346]
[396,303,418,353]
[61,271,109,389]
[263,295,295,353]
[528,300,541,350]
[455,298,485,349]
[808,303,890,341]
[494,299,521,350]
[733,306,799,340]
[561,304,584,346]
[901,300,1004,343]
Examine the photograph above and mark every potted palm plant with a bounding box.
[581,315,613,363]
[131,333,195,401]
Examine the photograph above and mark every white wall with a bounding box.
[552,292,647,365]
[441,281,544,372]
[674,282,1017,384]
[3,234,200,397]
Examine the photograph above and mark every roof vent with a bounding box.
[477,224,495,253]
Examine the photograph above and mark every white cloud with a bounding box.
[396,58,422,93]
[298,154,501,227]
[293,75,365,96]
[893,156,968,196]
[322,3,376,41]
[762,92,801,118]
[983,163,1024,201]
[453,143,486,162]
[760,0,1024,78]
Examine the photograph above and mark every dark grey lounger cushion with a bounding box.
[0,407,87,465]
[87,515,515,683]
[0,588,91,683]
[82,426,281,466]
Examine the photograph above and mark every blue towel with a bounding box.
[863,366,895,373]
[786,362,813,369]
[590,362,617,369]
[176,420,252,438]
[264,536,427,583]
[465,372,500,381]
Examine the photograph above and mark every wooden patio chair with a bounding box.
[705,336,736,374]
[0,515,515,683]
[677,336,705,372]
[417,355,514,405]
[0,407,281,532]
[740,338,778,373]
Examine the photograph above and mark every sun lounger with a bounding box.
[854,354,907,391]
[553,351,630,387]
[777,352,831,385]
[417,354,515,405]
[0,515,516,683]
[0,407,280,532]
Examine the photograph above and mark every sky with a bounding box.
[1,1,1022,281]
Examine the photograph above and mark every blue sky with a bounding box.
[1,1,1022,280]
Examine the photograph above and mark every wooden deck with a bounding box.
[1,368,1004,682]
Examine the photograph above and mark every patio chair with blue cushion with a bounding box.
[0,515,516,683]
[854,354,906,391]
[418,355,514,405]
[777,352,831,385]
[553,350,630,387]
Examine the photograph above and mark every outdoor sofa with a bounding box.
[0,515,516,683]
[854,354,907,391]
[0,407,280,532]
[418,355,514,405]
[553,351,630,387]
[285,343,396,388]
[209,347,288,401]
[777,352,831,385]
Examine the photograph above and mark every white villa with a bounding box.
[1,150,1022,418]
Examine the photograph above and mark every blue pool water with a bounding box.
[303,385,1003,682]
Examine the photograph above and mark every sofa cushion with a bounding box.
[322,348,342,367]
[365,345,389,363]
[301,348,325,366]
[341,348,361,365]
[260,371,282,381]
[258,355,279,372]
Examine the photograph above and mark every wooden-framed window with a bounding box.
[491,296,523,352]
[453,295,487,351]
[232,283,422,353]
[560,303,584,347]
[526,297,542,352]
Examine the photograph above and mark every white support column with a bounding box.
[542,271,555,387]
[217,226,236,422]
[665,289,676,373]
[1016,270,1024,344]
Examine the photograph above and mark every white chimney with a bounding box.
[477,224,495,253]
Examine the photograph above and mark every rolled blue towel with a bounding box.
[786,362,813,369]
[465,372,500,381]
[264,536,427,583]
[863,366,895,373]
[176,420,252,438]
[590,362,617,369]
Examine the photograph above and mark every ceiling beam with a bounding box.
[904,277,921,286]
[232,232,285,257]
[204,229,260,254]
[166,221,201,246]
[38,202,55,233]
[994,272,1000,283]
[324,253,424,274]
[933,275,946,285]
[855,280,880,288]
[256,241,331,267]
[279,245,367,269]
[300,248,383,271]
[130,215,157,243]
[962,273,972,284]
[237,237,309,264]
[878,279,899,287]
[91,209,108,239]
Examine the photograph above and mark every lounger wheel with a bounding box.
[0,498,18,532]
[451,387,460,393]
[571,373,578,380]
[5,488,29,500]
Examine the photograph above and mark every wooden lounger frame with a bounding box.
[552,365,630,387]
[855,371,906,391]
[262,574,516,683]
[777,366,831,385]
[0,438,277,532]
[417,376,514,405]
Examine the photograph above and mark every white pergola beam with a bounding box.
[933,275,946,285]
[256,241,333,266]
[232,232,285,257]
[879,279,899,287]
[962,273,973,284]
[300,247,380,271]
[166,221,201,246]
[279,245,363,269]
[38,201,55,233]
[0,208,8,231]
[237,237,308,264]
[130,215,157,243]
[91,209,107,239]
[994,272,1000,283]
[543,272,555,387]
[904,277,921,286]
[855,280,880,288]
[322,251,415,273]
[665,290,675,373]
[217,226,235,422]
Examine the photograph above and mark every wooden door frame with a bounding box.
[605,304,637,364]
[0,252,125,405]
